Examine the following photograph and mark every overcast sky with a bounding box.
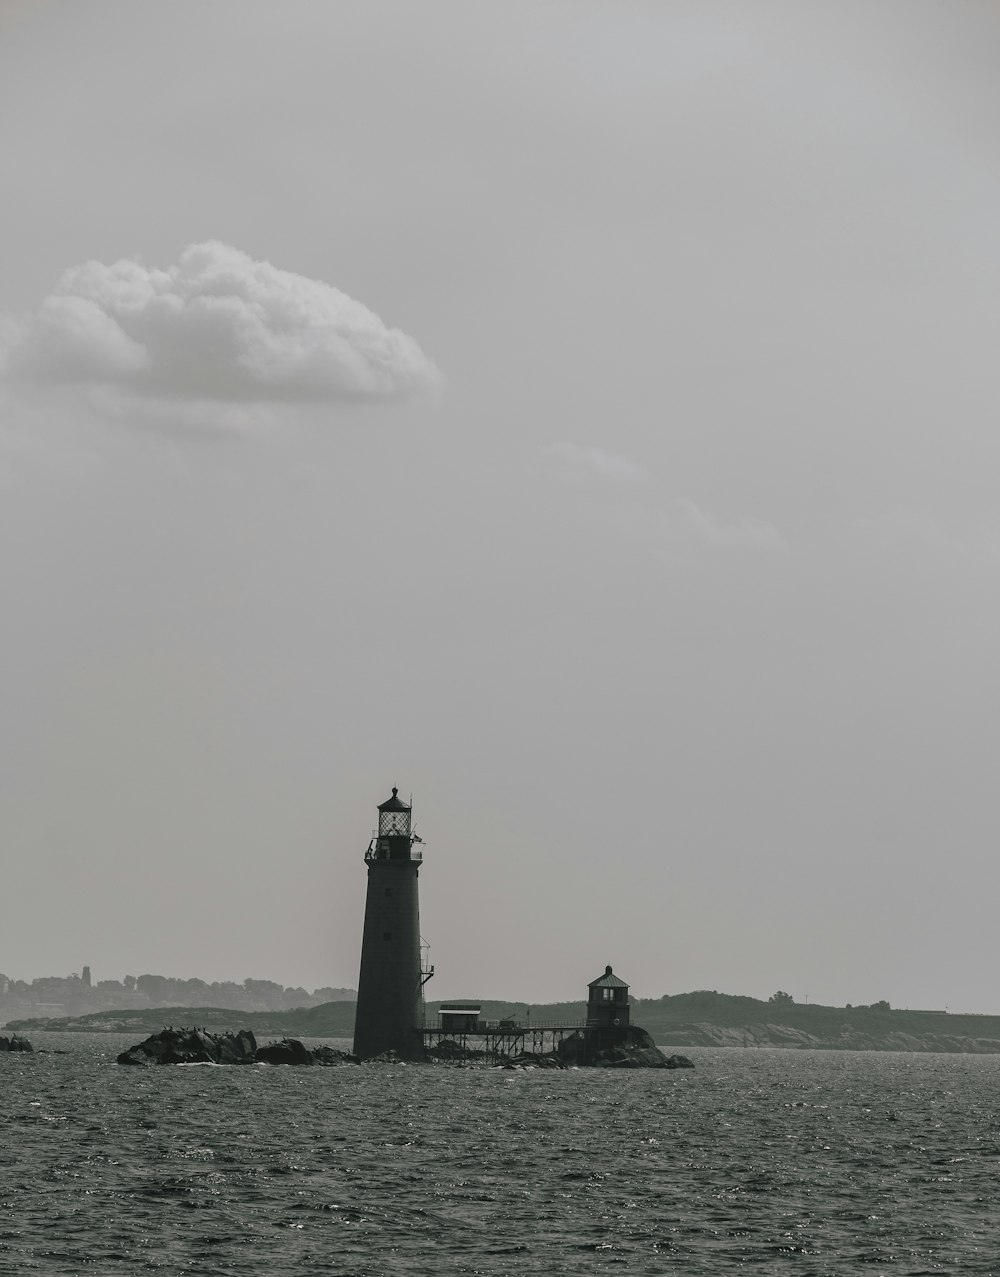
[2,1,1000,1011]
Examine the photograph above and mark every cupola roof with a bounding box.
[378,786,411,813]
[588,965,629,990]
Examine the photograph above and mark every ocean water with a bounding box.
[3,1034,1000,1275]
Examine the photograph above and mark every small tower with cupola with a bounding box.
[353,787,431,1062]
[586,965,631,1030]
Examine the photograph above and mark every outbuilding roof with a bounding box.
[588,965,629,990]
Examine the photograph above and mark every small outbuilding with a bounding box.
[439,1004,482,1033]
[586,965,630,1029]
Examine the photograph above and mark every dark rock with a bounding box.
[589,1040,670,1068]
[255,1038,314,1066]
[310,1046,358,1066]
[116,1027,358,1067]
[428,1038,487,1062]
[665,1054,695,1069]
[557,1025,675,1069]
[508,1051,565,1069]
[214,1030,259,1064]
[116,1027,257,1066]
[430,1037,468,1057]
[251,1038,358,1066]
[0,1034,33,1053]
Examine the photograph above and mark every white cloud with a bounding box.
[539,442,784,552]
[676,499,785,551]
[3,241,441,408]
[542,441,650,487]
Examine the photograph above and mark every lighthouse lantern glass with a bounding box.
[379,809,411,837]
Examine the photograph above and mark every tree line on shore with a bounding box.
[0,969,355,1018]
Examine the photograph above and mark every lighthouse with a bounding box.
[353,787,430,1061]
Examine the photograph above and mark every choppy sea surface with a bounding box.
[3,1034,1000,1275]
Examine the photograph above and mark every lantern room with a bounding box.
[587,965,630,1029]
[367,787,416,862]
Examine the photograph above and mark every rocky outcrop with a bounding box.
[310,1045,358,1066]
[255,1037,314,1065]
[0,1034,33,1052]
[255,1038,357,1066]
[117,1027,258,1065]
[116,1027,358,1066]
[558,1025,689,1069]
[428,1038,488,1063]
[506,1051,565,1069]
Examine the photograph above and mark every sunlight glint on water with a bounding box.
[2,1034,998,1274]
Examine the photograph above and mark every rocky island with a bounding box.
[558,1025,693,1069]
[0,1033,33,1052]
[116,1027,357,1067]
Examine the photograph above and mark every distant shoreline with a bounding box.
[9,991,1000,1055]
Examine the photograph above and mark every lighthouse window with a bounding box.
[604,989,614,1001]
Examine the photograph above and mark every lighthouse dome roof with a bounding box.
[588,965,629,990]
[378,786,411,813]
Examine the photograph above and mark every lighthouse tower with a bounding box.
[353,787,429,1061]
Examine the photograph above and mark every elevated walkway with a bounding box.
[422,1018,624,1061]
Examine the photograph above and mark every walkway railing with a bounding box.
[364,847,423,863]
[426,1020,586,1034]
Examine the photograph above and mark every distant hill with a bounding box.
[12,991,1000,1054]
[4,999,558,1037]
[4,1001,357,1037]
[633,991,1000,1054]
